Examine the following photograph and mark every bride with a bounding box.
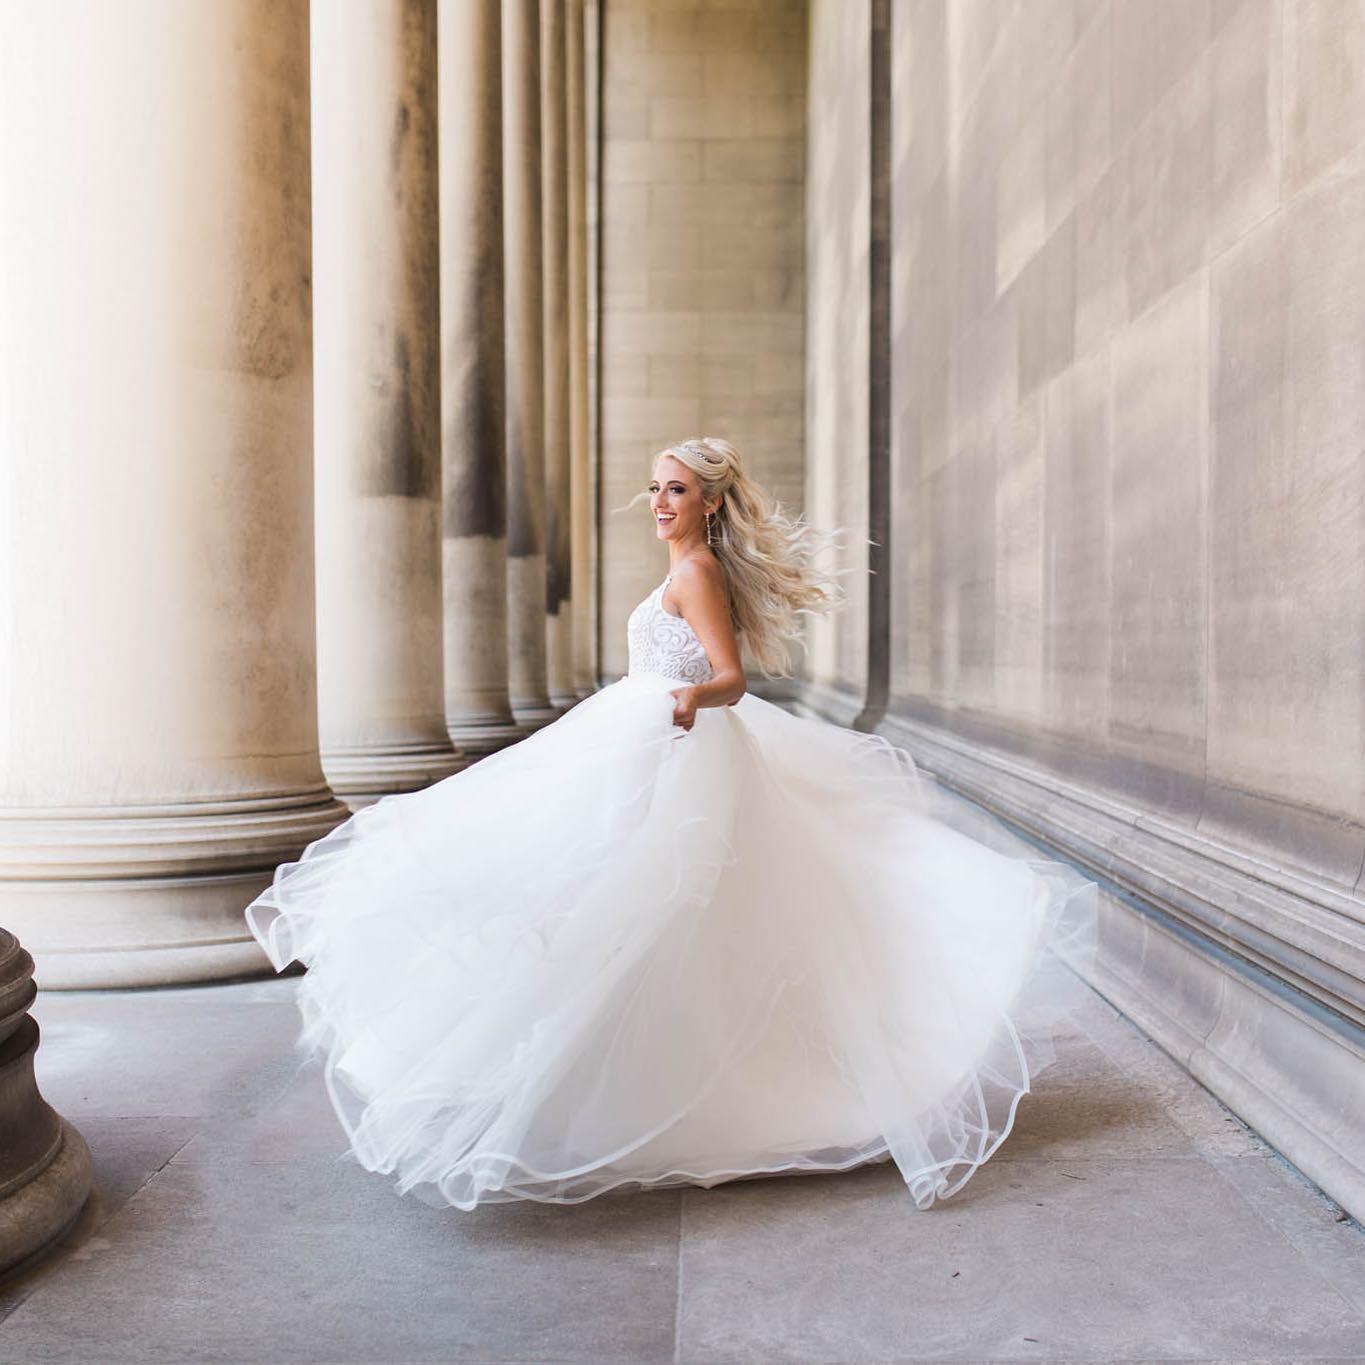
[246,436,1098,1212]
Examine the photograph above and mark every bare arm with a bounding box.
[663,558,747,730]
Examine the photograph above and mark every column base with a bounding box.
[322,739,466,811]
[511,700,561,732]
[0,790,350,989]
[446,714,527,761]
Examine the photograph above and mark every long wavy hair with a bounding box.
[636,437,845,677]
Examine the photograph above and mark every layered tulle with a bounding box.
[246,672,1098,1211]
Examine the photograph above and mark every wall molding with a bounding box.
[796,684,1365,1223]
[873,709,1365,1033]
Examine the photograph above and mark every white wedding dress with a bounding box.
[246,575,1098,1211]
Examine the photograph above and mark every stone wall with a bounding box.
[597,0,807,677]
[803,0,1365,1220]
[887,0,1365,882]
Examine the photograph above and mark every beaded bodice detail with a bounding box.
[626,576,714,685]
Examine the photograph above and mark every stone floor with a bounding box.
[2,960,1364,1363]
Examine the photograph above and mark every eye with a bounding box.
[670,484,685,493]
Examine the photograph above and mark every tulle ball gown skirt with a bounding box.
[245,671,1099,1212]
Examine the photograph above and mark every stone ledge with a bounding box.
[0,872,283,989]
[874,710,1365,1030]
[0,788,350,880]
[1087,904,1365,1225]
[0,792,351,988]
[856,703,1365,1225]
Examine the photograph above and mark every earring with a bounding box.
[705,511,715,546]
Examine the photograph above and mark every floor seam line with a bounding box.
[673,1190,685,1364]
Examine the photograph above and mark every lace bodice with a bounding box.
[626,575,714,685]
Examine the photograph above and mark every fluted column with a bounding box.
[0,1,347,987]
[541,0,576,709]
[439,0,524,757]
[312,0,464,808]
[0,930,92,1274]
[567,0,597,695]
[503,0,558,728]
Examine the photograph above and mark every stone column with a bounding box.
[502,0,558,728]
[0,930,92,1275]
[0,1,347,987]
[439,0,524,758]
[567,0,597,695]
[312,0,464,809]
[541,0,577,709]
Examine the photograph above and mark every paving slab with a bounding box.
[3,966,1362,1363]
[0,1115,200,1326]
[673,1155,1365,1362]
[31,981,304,1121]
[994,1031,1206,1163]
[0,1156,683,1364]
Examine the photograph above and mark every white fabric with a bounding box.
[625,574,714,685]
[245,581,1099,1211]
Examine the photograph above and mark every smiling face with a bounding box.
[648,454,717,544]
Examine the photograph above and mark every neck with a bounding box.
[667,533,708,572]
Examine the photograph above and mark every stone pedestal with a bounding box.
[0,931,92,1277]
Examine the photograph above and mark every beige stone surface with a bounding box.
[863,0,1365,891]
[804,0,868,694]
[542,0,577,708]
[1205,162,1365,880]
[1107,273,1209,818]
[311,0,462,806]
[503,0,556,724]
[798,0,1365,1201]
[0,0,348,985]
[993,397,1046,728]
[567,0,598,695]
[598,0,806,677]
[438,0,523,757]
[1282,0,1365,197]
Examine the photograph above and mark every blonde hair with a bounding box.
[641,437,845,677]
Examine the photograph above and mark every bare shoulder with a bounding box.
[670,551,724,592]
[669,553,728,607]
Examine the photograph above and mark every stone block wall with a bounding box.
[799,0,1365,1220]
[882,0,1365,899]
[597,0,807,677]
